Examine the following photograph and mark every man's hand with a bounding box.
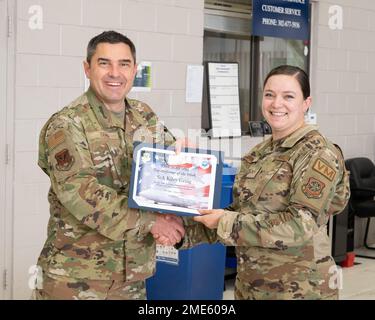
[151,214,185,246]
[193,209,225,229]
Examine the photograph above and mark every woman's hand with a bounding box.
[193,209,225,229]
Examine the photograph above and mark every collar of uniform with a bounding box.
[278,124,319,149]
[242,136,273,163]
[242,126,317,164]
[86,87,127,130]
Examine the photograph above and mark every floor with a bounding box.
[223,248,375,300]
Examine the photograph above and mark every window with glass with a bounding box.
[202,0,310,135]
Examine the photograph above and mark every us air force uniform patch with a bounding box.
[294,150,340,213]
[312,158,336,181]
[55,148,75,171]
[46,128,81,183]
[302,177,325,199]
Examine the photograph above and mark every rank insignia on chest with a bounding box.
[55,148,75,171]
[302,177,325,199]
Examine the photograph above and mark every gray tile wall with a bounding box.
[312,0,375,249]
[13,0,204,299]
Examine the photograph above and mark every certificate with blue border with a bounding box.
[128,143,223,216]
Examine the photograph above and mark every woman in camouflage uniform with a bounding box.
[191,65,350,300]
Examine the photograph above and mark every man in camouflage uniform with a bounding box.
[34,31,184,300]
[184,66,350,300]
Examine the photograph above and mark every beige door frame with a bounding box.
[0,0,15,300]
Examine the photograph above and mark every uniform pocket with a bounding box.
[250,160,290,209]
[237,163,261,204]
[254,163,281,195]
[124,234,156,282]
[87,131,124,189]
[244,167,261,179]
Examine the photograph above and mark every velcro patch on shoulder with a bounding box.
[312,158,336,181]
[55,148,75,171]
[302,177,325,199]
[48,131,66,150]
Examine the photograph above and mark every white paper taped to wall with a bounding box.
[186,65,204,103]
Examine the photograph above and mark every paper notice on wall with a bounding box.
[207,62,242,138]
[186,65,204,103]
[132,61,152,92]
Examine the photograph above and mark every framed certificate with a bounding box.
[128,143,224,216]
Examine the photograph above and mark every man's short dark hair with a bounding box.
[86,31,136,65]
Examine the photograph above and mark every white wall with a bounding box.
[312,0,375,248]
[12,0,204,299]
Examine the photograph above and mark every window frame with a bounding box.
[202,1,312,136]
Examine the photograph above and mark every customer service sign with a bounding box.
[252,0,310,40]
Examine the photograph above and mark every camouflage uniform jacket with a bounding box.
[37,88,174,281]
[184,125,350,299]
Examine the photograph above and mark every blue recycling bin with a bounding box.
[221,164,237,207]
[146,164,237,300]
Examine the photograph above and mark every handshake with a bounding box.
[150,214,185,246]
